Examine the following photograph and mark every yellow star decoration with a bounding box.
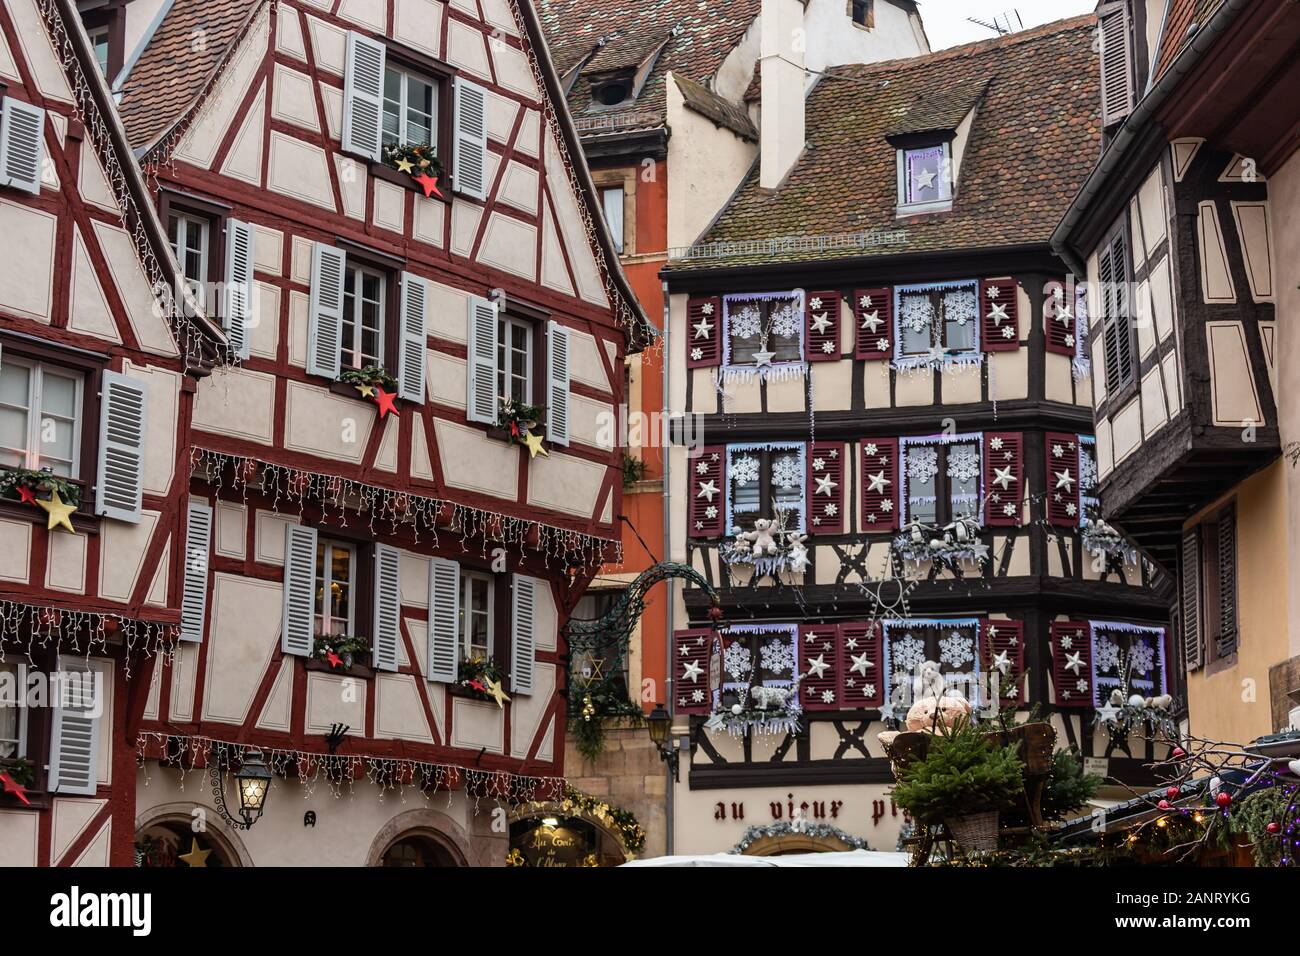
[484,675,511,709]
[395,157,415,174]
[355,383,376,398]
[37,488,77,534]
[178,838,211,868]
[573,652,605,687]
[522,430,549,459]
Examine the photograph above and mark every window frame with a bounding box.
[901,439,983,528]
[79,3,126,82]
[340,261,388,372]
[0,649,55,806]
[0,660,28,760]
[458,569,495,662]
[723,292,806,368]
[157,189,230,318]
[590,168,636,256]
[0,355,84,479]
[314,537,358,639]
[330,240,409,380]
[367,41,456,195]
[496,315,534,406]
[848,0,874,29]
[382,62,440,151]
[726,443,807,534]
[896,140,954,216]
[718,624,800,713]
[897,286,978,358]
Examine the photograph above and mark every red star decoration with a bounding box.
[374,387,399,419]
[1,772,30,806]
[326,651,343,669]
[413,173,443,199]
[468,680,486,693]
[16,485,37,505]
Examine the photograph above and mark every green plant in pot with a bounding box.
[891,718,1024,854]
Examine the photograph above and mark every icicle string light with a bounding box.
[0,600,178,677]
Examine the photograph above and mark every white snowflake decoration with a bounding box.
[812,457,825,471]
[906,447,939,485]
[939,632,974,668]
[1075,679,1089,693]
[705,506,718,519]
[723,642,752,680]
[769,300,802,338]
[864,684,876,698]
[690,347,703,361]
[770,453,802,491]
[946,445,981,483]
[900,293,934,333]
[1129,639,1155,675]
[1059,634,1074,650]
[944,288,978,326]
[1080,448,1098,492]
[1094,635,1121,674]
[729,303,762,339]
[701,302,714,315]
[696,461,709,475]
[691,689,705,703]
[759,638,795,675]
[821,690,835,704]
[730,454,760,486]
[892,636,926,673]
[864,443,878,457]
[825,503,838,516]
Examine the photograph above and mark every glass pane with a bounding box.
[0,663,18,756]
[384,69,401,101]
[905,146,947,204]
[408,75,433,116]
[314,544,325,617]
[906,447,938,524]
[0,364,30,408]
[0,407,28,455]
[469,577,488,613]
[168,214,180,247]
[41,372,77,419]
[39,418,75,468]
[948,444,980,519]
[602,187,624,253]
[899,293,933,355]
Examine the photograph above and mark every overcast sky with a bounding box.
[921,0,1096,50]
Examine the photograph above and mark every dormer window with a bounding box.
[593,78,632,107]
[897,143,952,215]
[77,2,125,81]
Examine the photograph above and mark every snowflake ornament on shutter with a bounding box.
[861,438,899,531]
[854,288,892,360]
[806,291,840,362]
[980,279,1020,352]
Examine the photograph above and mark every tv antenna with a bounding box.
[967,9,1024,36]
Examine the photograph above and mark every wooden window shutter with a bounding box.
[0,96,45,195]
[1098,4,1135,127]
[983,432,1023,526]
[95,370,148,523]
[1181,526,1203,671]
[808,440,845,534]
[281,524,317,656]
[673,628,712,715]
[1045,432,1082,526]
[546,320,571,446]
[1051,620,1091,707]
[689,445,725,537]
[342,31,386,160]
[983,619,1024,705]
[1216,506,1238,658]
[861,437,899,531]
[1099,231,1134,395]
[426,557,460,683]
[48,660,102,795]
[452,77,489,200]
[397,272,428,403]
[465,295,499,424]
[179,500,213,643]
[372,543,402,672]
[223,218,254,359]
[806,291,841,362]
[307,243,346,379]
[840,621,884,709]
[799,623,842,712]
[854,287,892,360]
[980,279,1019,352]
[686,296,721,368]
[1045,278,1076,356]
[510,574,537,695]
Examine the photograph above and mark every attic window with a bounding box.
[592,78,632,107]
[849,0,873,29]
[896,143,953,216]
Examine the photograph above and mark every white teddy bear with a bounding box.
[744,518,782,558]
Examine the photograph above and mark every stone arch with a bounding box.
[508,802,630,865]
[134,802,254,867]
[365,807,473,867]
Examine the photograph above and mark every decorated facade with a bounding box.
[661,16,1177,855]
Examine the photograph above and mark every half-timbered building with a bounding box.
[0,0,226,866]
[1053,0,1300,746]
[661,16,1176,854]
[23,0,643,867]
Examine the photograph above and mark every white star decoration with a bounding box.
[815,474,838,497]
[696,480,719,502]
[867,470,891,494]
[806,654,830,679]
[693,317,714,339]
[849,652,874,676]
[682,660,703,682]
[1055,469,1076,492]
[752,349,776,368]
[993,465,1016,489]
[915,166,936,189]
[1063,651,1085,675]
[988,302,1009,325]
[810,311,833,335]
[860,310,882,332]
[991,650,1012,675]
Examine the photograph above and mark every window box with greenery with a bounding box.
[307,633,374,677]
[453,656,506,702]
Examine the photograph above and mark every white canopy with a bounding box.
[620,850,910,867]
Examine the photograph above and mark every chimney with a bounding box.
[759,0,806,190]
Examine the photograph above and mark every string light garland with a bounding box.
[0,600,178,677]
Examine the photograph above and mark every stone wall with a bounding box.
[565,725,669,859]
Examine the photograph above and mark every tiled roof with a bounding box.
[1153,0,1227,80]
[538,0,760,123]
[673,73,757,142]
[117,0,260,152]
[673,16,1101,269]
[885,77,990,139]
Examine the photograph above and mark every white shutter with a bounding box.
[0,97,45,195]
[48,660,102,796]
[281,524,318,656]
[1099,3,1134,126]
[372,543,402,672]
[180,500,213,643]
[465,295,499,424]
[510,574,537,695]
[223,218,254,359]
[452,77,489,200]
[397,271,428,402]
[342,31,386,160]
[95,370,148,523]
[546,320,571,446]
[427,557,460,683]
[308,243,346,379]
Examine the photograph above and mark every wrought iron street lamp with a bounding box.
[646,703,679,782]
[209,747,273,830]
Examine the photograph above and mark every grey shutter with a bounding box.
[1181,527,1202,671]
[427,556,460,683]
[397,271,428,402]
[342,31,386,160]
[95,370,148,523]
[465,295,498,424]
[0,97,45,195]
[281,524,317,656]
[1100,230,1134,395]
[223,218,253,359]
[452,77,489,200]
[1217,506,1238,658]
[1099,4,1135,126]
[372,543,401,672]
[307,242,346,379]
[48,661,101,795]
[180,500,213,643]
[510,574,536,695]
[546,320,570,447]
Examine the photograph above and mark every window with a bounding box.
[167,213,209,302]
[0,357,82,477]
[382,65,439,149]
[459,571,493,661]
[78,7,122,81]
[600,186,625,254]
[902,439,981,526]
[849,0,872,28]
[718,624,799,714]
[883,618,983,710]
[1078,436,1098,525]
[897,283,979,358]
[314,539,356,637]
[727,443,806,533]
[341,263,386,371]
[724,292,803,366]
[88,26,111,76]
[571,589,631,710]
[1091,622,1168,703]
[0,662,26,759]
[496,316,533,404]
[1189,505,1237,663]
[899,144,952,211]
[1098,226,1136,397]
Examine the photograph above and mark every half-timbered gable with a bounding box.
[0,0,226,866]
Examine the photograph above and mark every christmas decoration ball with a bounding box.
[1166,786,1180,799]
[1287,758,1300,778]
[1266,822,1281,835]
[1127,694,1146,708]
[1215,792,1232,809]
[905,694,972,733]
[1158,800,1170,810]
[1172,747,1187,759]
[731,704,743,716]
[708,606,723,622]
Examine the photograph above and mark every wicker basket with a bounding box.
[947,811,999,854]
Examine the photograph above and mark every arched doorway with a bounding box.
[134,817,243,867]
[507,803,631,867]
[378,831,463,867]
[732,822,871,857]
